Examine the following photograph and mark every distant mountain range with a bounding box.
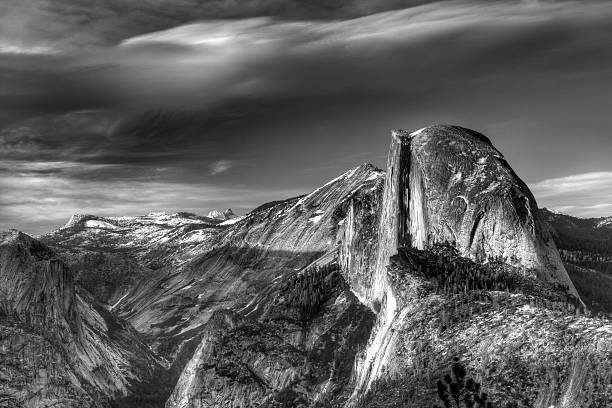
[1,125,610,408]
[542,208,612,254]
[206,209,237,221]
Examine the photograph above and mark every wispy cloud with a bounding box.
[530,172,612,217]
[530,172,612,197]
[0,0,439,51]
[210,160,233,175]
[5,1,612,116]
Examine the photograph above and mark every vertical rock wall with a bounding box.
[370,131,411,301]
[342,131,414,404]
[406,125,579,297]
[339,125,583,405]
[340,125,580,308]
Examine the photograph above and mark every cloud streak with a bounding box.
[0,0,436,50]
[210,160,233,175]
[530,172,612,218]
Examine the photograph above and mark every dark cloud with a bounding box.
[1,1,612,233]
[5,2,612,115]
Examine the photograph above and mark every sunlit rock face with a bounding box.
[342,125,577,301]
[351,248,612,408]
[0,231,163,407]
[341,125,581,308]
[405,125,578,296]
[339,125,607,407]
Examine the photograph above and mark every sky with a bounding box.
[1,0,612,235]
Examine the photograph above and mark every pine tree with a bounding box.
[433,358,493,408]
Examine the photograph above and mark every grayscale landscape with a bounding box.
[1,1,611,407]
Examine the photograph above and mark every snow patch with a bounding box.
[219,216,245,226]
[288,167,360,212]
[109,292,129,311]
[309,214,324,224]
[85,220,118,230]
[366,172,382,181]
[410,127,427,136]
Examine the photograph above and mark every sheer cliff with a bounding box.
[338,125,607,408]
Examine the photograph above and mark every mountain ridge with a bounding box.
[1,125,610,407]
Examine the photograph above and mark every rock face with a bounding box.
[0,231,163,407]
[5,124,611,408]
[405,126,577,295]
[337,125,608,407]
[343,126,578,305]
[165,266,374,408]
[162,125,607,408]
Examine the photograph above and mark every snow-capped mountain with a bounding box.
[206,209,237,220]
[1,125,610,408]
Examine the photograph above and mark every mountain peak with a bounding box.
[61,213,91,229]
[207,208,236,220]
[393,124,497,150]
